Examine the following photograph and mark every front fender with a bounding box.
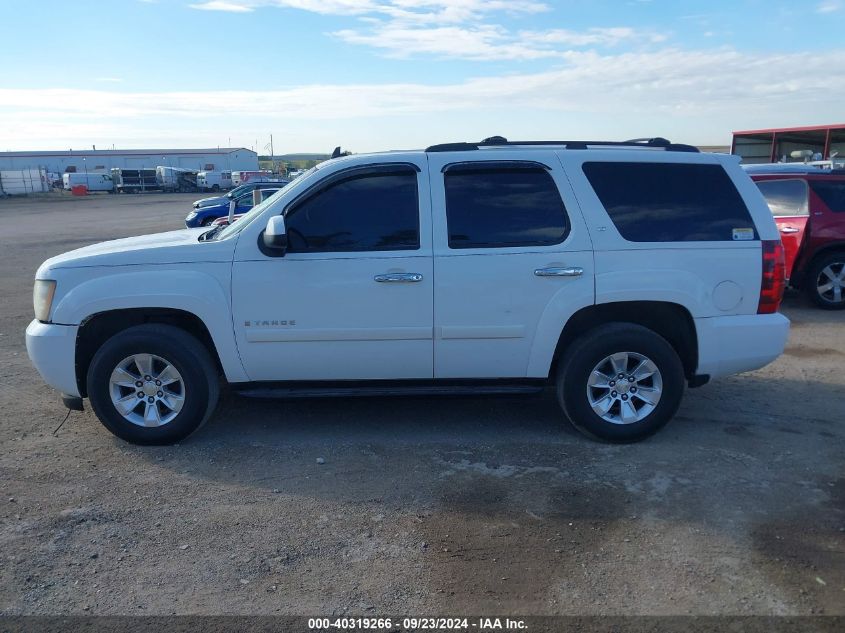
[51,266,247,382]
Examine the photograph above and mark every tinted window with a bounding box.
[286,170,419,252]
[444,166,568,249]
[810,180,845,213]
[755,179,809,217]
[583,162,756,242]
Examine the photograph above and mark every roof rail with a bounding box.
[425,136,700,153]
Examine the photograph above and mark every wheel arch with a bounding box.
[75,308,226,397]
[793,242,845,289]
[547,301,698,382]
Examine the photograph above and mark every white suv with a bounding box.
[26,137,790,445]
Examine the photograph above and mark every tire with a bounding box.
[86,324,219,445]
[556,323,685,443]
[805,252,845,310]
[201,216,216,227]
[211,184,220,192]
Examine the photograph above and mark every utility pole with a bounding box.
[270,134,274,173]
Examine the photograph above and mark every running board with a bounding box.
[233,381,545,399]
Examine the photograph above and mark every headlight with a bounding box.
[33,279,57,322]
[186,211,198,220]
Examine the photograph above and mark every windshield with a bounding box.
[212,166,319,241]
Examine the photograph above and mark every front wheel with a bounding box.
[556,323,685,443]
[87,324,219,445]
[806,253,845,309]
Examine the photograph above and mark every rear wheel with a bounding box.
[556,323,685,443]
[211,184,220,192]
[87,324,219,445]
[806,252,845,309]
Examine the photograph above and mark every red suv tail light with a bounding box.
[758,239,786,314]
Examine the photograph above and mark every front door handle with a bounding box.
[374,273,423,283]
[779,226,800,234]
[534,267,583,277]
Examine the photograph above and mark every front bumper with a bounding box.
[25,319,80,397]
[695,313,790,380]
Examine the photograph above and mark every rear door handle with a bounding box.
[374,273,423,283]
[779,227,800,234]
[534,267,583,277]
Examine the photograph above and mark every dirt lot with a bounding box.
[0,192,843,616]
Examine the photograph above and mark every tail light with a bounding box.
[757,239,786,314]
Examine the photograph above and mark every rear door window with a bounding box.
[444,163,569,249]
[582,162,757,242]
[755,179,809,217]
[810,180,845,213]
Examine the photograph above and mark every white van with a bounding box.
[62,172,113,192]
[196,171,233,192]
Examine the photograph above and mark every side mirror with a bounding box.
[262,215,288,254]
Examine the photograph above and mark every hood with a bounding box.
[194,195,227,208]
[37,228,234,274]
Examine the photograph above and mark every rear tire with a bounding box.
[806,252,845,309]
[556,323,685,443]
[87,324,219,445]
[211,184,220,192]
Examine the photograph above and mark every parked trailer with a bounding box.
[0,168,51,195]
[156,166,199,193]
[231,170,273,186]
[62,172,114,192]
[196,170,233,192]
[111,168,160,193]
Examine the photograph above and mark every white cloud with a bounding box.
[816,1,842,13]
[187,0,549,20]
[331,23,668,61]
[2,47,844,151]
[188,1,254,12]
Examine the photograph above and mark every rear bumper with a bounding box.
[695,313,790,380]
[25,319,80,397]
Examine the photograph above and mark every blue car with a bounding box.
[185,181,288,228]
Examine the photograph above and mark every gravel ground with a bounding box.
[0,192,843,616]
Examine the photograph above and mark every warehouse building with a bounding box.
[0,147,258,175]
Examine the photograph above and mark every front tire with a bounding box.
[87,324,219,445]
[556,323,685,443]
[806,252,845,309]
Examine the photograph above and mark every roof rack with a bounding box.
[424,136,700,153]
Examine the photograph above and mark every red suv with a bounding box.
[746,164,845,309]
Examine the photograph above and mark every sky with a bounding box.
[0,0,844,153]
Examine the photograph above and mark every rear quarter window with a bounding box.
[582,162,757,242]
[809,180,845,213]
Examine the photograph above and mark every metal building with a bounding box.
[0,147,259,175]
[731,124,845,164]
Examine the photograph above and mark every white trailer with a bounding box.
[0,168,51,195]
[156,166,199,192]
[231,170,273,186]
[196,170,233,192]
[62,172,114,192]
